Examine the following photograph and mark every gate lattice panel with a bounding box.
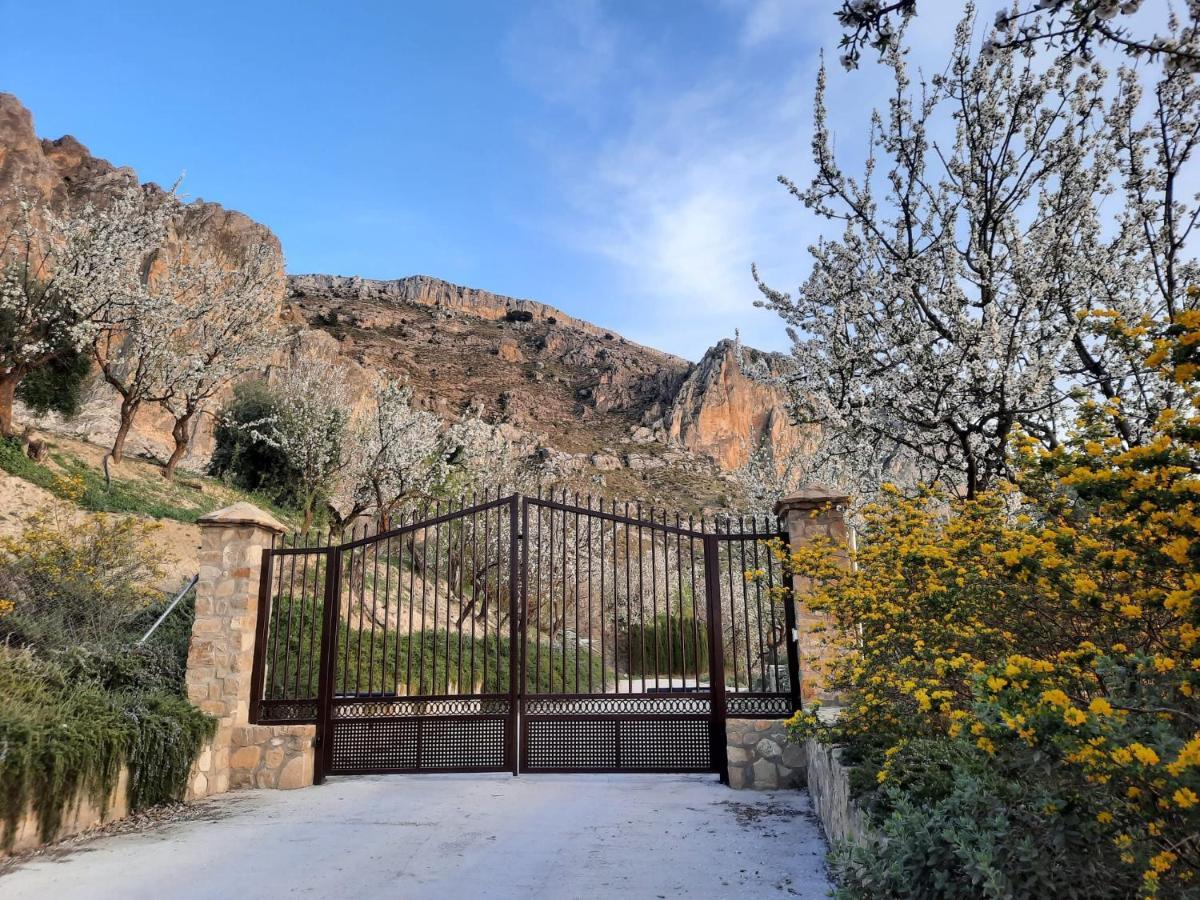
[248,491,797,781]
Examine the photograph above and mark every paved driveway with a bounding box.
[1,774,831,899]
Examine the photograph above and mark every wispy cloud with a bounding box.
[502,1,964,359]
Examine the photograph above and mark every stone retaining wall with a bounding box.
[229,724,316,790]
[805,739,865,845]
[725,718,806,789]
[1,768,130,857]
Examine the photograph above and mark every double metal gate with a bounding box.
[249,492,798,782]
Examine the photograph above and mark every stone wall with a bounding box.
[230,724,316,790]
[725,719,806,790]
[805,739,866,846]
[1,768,130,857]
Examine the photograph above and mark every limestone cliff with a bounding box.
[665,340,812,472]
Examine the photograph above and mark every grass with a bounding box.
[0,436,296,526]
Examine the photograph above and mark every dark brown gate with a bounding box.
[517,493,796,776]
[248,491,797,782]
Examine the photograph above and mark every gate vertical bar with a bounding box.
[314,544,342,785]
[703,532,729,784]
[510,494,523,776]
[248,546,275,724]
[779,528,802,713]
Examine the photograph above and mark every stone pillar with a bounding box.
[186,502,315,798]
[774,487,851,707]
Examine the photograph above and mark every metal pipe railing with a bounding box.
[136,574,199,646]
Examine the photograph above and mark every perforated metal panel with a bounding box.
[521,692,714,773]
[521,714,712,773]
[330,716,510,774]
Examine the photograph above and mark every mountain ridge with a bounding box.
[0,91,808,511]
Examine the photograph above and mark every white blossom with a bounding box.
[756,9,1198,499]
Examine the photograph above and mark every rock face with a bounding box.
[666,340,812,471]
[1,92,809,510]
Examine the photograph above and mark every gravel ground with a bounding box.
[0,774,832,899]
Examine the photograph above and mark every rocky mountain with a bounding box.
[1,93,809,511]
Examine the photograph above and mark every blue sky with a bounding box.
[0,1,945,359]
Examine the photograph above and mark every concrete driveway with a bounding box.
[1,774,832,899]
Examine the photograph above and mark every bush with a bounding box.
[0,647,214,846]
[208,380,297,507]
[0,510,164,650]
[0,509,213,848]
[779,305,1200,895]
[15,346,92,419]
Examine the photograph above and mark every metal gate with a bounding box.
[248,492,798,782]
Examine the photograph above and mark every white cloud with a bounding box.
[508,1,1128,359]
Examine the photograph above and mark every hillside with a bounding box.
[0,92,810,515]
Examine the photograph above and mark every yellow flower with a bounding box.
[1096,811,1114,824]
[1042,689,1071,709]
[1173,787,1198,808]
[1129,743,1160,766]
[1088,697,1114,716]
[976,737,996,755]
[1149,851,1176,873]
[1063,707,1087,727]
[986,676,1008,692]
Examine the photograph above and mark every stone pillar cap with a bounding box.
[774,486,851,516]
[197,502,288,535]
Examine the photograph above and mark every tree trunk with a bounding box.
[0,372,18,439]
[111,395,140,465]
[162,413,193,481]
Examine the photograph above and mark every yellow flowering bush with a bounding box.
[0,508,164,650]
[775,304,1200,897]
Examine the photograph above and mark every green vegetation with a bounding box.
[15,345,92,419]
[265,594,609,699]
[624,614,709,678]
[207,380,294,503]
[0,512,215,848]
[0,435,293,526]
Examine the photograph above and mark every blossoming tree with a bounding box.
[757,9,1199,498]
[0,186,169,438]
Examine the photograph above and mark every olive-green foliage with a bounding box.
[265,595,609,699]
[0,597,215,847]
[623,615,709,678]
[0,513,215,849]
[15,345,92,418]
[0,515,163,651]
[831,739,1136,899]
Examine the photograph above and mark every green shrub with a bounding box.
[15,346,92,419]
[0,645,215,847]
[0,513,213,848]
[0,513,163,651]
[208,381,295,503]
[831,739,1137,899]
